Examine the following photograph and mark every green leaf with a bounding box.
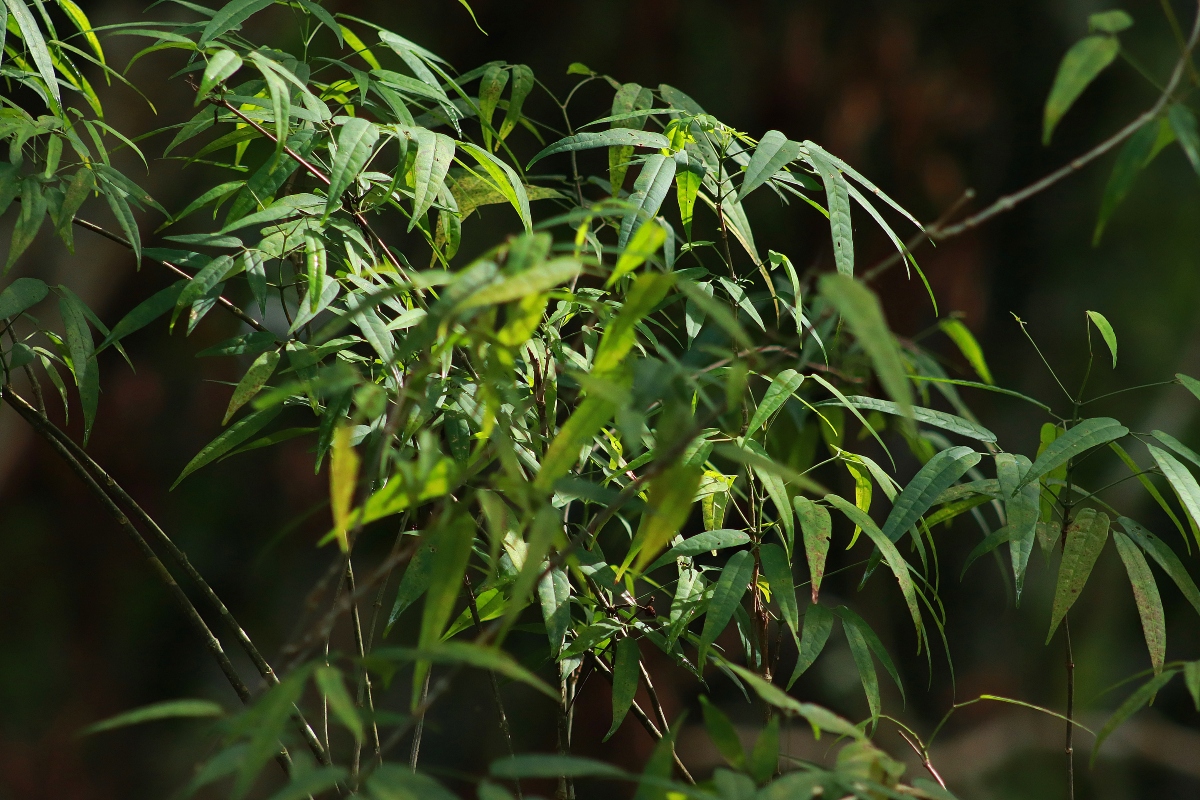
[819,273,913,420]
[1047,508,1110,642]
[1119,517,1200,620]
[54,168,94,252]
[313,666,363,741]
[698,549,755,665]
[527,130,671,169]
[592,272,675,375]
[749,715,780,785]
[882,446,980,543]
[743,439,795,553]
[535,394,616,492]
[1152,429,1200,472]
[461,257,581,309]
[0,276,47,318]
[816,395,995,443]
[1021,418,1128,488]
[1086,311,1118,367]
[644,529,750,573]
[608,218,666,286]
[1187,662,1200,711]
[618,153,677,248]
[1168,104,1200,178]
[537,566,570,656]
[459,142,532,232]
[760,543,798,641]
[324,117,378,219]
[81,699,223,735]
[498,504,561,638]
[1091,670,1176,764]
[414,515,475,703]
[490,754,627,780]
[741,130,801,199]
[410,128,455,230]
[794,498,831,604]
[1112,531,1166,674]
[264,767,347,800]
[1093,120,1163,244]
[625,463,702,576]
[199,0,275,47]
[95,281,186,354]
[604,637,641,741]
[996,453,1039,601]
[1043,34,1120,145]
[171,407,281,489]
[939,318,993,384]
[1149,444,1200,549]
[807,149,854,275]
[726,663,865,741]
[841,610,880,722]
[59,292,93,386]
[834,605,904,706]
[699,695,746,770]
[787,603,833,689]
[675,149,705,238]
[678,280,753,350]
[386,540,435,632]
[197,49,242,102]
[826,495,924,645]
[1088,10,1133,34]
[4,0,60,106]
[367,766,458,800]
[8,179,46,272]
[498,63,533,142]
[747,369,805,438]
[477,64,507,149]
[223,350,280,425]
[175,255,235,325]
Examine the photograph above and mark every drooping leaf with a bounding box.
[834,605,904,705]
[59,293,93,386]
[819,274,913,420]
[643,529,750,572]
[459,142,532,232]
[0,277,48,318]
[814,395,995,442]
[1168,104,1200,178]
[96,281,186,352]
[726,663,865,741]
[81,698,223,735]
[222,350,280,425]
[413,515,476,703]
[841,612,880,722]
[626,462,703,575]
[527,130,672,169]
[788,603,833,689]
[939,318,993,384]
[794,498,831,604]
[741,130,801,198]
[760,543,798,641]
[1021,418,1128,488]
[880,445,981,543]
[807,150,854,275]
[537,566,570,656]
[1047,508,1110,642]
[1119,517,1200,620]
[8,179,47,272]
[313,666,363,741]
[477,63,508,149]
[698,549,755,665]
[1112,531,1165,674]
[604,637,640,741]
[535,394,616,492]
[592,272,674,375]
[749,714,781,785]
[498,63,533,142]
[199,0,275,46]
[1043,34,1121,145]
[1085,310,1118,367]
[410,128,455,230]
[699,695,746,770]
[1093,120,1162,244]
[743,439,795,552]
[996,452,1038,601]
[675,149,705,238]
[324,117,379,219]
[1091,670,1176,764]
[4,0,60,106]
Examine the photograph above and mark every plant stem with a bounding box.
[464,572,522,799]
[1065,617,1076,800]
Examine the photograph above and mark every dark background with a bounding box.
[3,0,1200,797]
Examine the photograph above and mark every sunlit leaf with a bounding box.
[1043,34,1120,144]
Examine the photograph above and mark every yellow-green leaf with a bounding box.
[329,425,360,552]
[222,350,280,425]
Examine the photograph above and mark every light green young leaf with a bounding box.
[1119,517,1200,620]
[498,504,561,639]
[825,495,923,645]
[726,663,865,741]
[747,369,804,439]
[1112,531,1166,674]
[527,130,671,169]
[535,394,616,492]
[197,49,242,103]
[626,462,703,576]
[4,0,60,106]
[760,543,798,640]
[324,117,379,219]
[1088,10,1133,33]
[461,258,581,309]
[313,666,364,742]
[459,142,531,232]
[1021,417,1128,488]
[1043,34,1120,144]
[881,445,981,542]
[794,497,831,604]
[592,272,674,374]
[1047,508,1110,642]
[608,219,666,286]
[604,637,641,741]
[81,698,223,735]
[1149,444,1200,549]
[1168,104,1200,178]
[741,130,801,199]
[0,276,47,318]
[1086,310,1118,368]
[698,549,755,665]
[410,128,455,229]
[477,63,508,149]
[56,0,105,66]
[939,317,993,384]
[819,273,913,420]
[223,350,280,425]
[1091,670,1176,764]
[788,603,833,689]
[675,149,705,238]
[498,63,533,142]
[171,407,282,489]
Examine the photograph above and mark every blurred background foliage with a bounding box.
[2,0,1200,797]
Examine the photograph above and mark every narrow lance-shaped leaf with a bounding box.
[537,566,570,656]
[304,232,326,312]
[1168,104,1200,178]
[700,695,746,770]
[819,273,914,420]
[698,549,755,665]
[498,63,533,142]
[816,396,996,443]
[1093,120,1163,245]
[1148,444,1200,550]
[1112,531,1165,674]
[939,318,993,384]
[835,605,905,705]
[171,407,282,489]
[603,637,640,741]
[608,219,666,286]
[199,0,274,46]
[788,603,833,689]
[313,666,363,742]
[1119,517,1200,620]
[414,515,476,705]
[222,350,280,425]
[1047,508,1110,643]
[324,117,378,220]
[881,446,981,543]
[618,153,677,248]
[8,179,47,272]
[1086,310,1118,368]
[197,49,242,103]
[527,130,672,169]
[329,425,360,553]
[746,369,804,438]
[535,394,616,492]
[59,293,93,386]
[4,0,60,106]
[1021,418,1128,488]
[97,281,186,352]
[744,439,794,552]
[996,453,1038,602]
[81,699,224,735]
[759,543,798,641]
[741,130,802,198]
[410,128,455,230]
[794,497,831,604]
[675,149,705,238]
[0,276,48,318]
[624,462,702,576]
[1044,34,1120,145]
[1091,670,1177,765]
[807,150,854,276]
[477,63,507,149]
[459,142,532,232]
[841,613,880,723]
[727,663,865,741]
